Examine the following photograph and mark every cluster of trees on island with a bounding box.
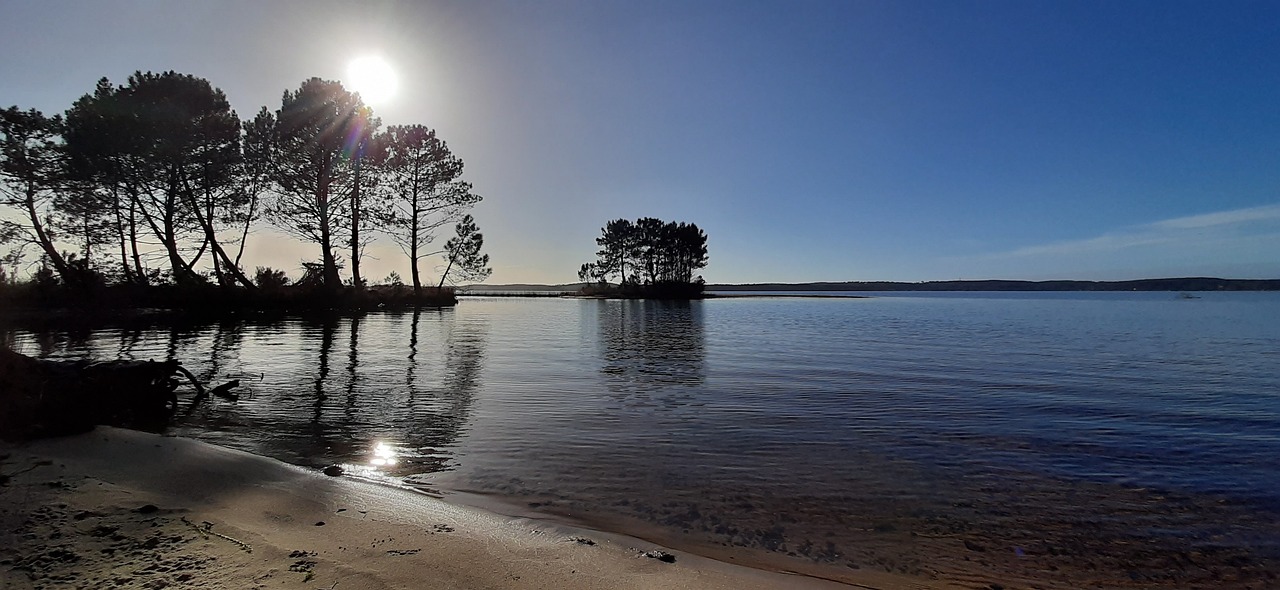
[579,217,709,298]
[0,71,490,308]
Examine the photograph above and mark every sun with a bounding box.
[346,56,399,106]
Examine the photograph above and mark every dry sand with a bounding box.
[0,427,942,590]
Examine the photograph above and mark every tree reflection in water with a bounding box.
[596,299,705,409]
[309,314,339,456]
[291,311,487,480]
[0,312,488,483]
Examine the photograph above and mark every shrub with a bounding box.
[254,266,290,291]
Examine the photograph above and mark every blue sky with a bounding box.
[2,0,1278,283]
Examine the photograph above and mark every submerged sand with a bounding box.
[0,428,934,590]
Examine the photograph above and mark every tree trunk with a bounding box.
[203,189,226,287]
[178,236,208,280]
[436,256,454,290]
[208,235,253,289]
[211,236,225,286]
[349,158,362,290]
[112,191,133,284]
[409,170,422,295]
[160,202,197,285]
[319,224,341,291]
[410,245,421,295]
[179,178,255,289]
[81,212,91,261]
[152,173,199,285]
[318,154,342,292]
[128,195,145,283]
[23,180,72,283]
[233,191,258,269]
[410,201,421,295]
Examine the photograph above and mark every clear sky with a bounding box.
[3,0,1278,284]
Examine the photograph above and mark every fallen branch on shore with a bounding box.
[181,517,253,553]
[0,347,237,441]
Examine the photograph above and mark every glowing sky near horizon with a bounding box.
[1,1,1278,284]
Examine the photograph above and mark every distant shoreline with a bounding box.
[455,291,872,299]
[465,277,1280,294]
[703,293,871,299]
[712,277,1280,292]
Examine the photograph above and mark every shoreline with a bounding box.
[6,430,1273,590]
[0,427,933,590]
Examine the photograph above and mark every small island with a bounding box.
[577,217,709,299]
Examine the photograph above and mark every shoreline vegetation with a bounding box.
[2,73,490,304]
[0,281,458,315]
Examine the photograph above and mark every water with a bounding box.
[5,292,1279,584]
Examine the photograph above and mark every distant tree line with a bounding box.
[579,217,708,298]
[0,71,490,304]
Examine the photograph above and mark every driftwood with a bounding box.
[0,347,238,441]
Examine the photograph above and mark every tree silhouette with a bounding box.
[581,217,708,297]
[266,78,365,292]
[62,72,253,288]
[0,107,75,284]
[1,69,482,307]
[596,218,636,285]
[346,105,379,289]
[233,107,276,270]
[63,78,146,283]
[377,125,479,294]
[132,71,253,288]
[578,262,606,284]
[437,214,491,288]
[634,216,666,284]
[51,177,114,270]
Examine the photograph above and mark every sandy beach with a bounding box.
[0,427,941,590]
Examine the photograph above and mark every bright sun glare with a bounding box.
[370,442,398,467]
[347,56,399,106]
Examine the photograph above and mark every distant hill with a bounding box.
[708,278,1280,292]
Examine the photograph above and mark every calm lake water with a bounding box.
[5,292,1280,583]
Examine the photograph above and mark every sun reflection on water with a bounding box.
[370,442,399,468]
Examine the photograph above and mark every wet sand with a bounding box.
[4,428,1276,589]
[0,428,930,590]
